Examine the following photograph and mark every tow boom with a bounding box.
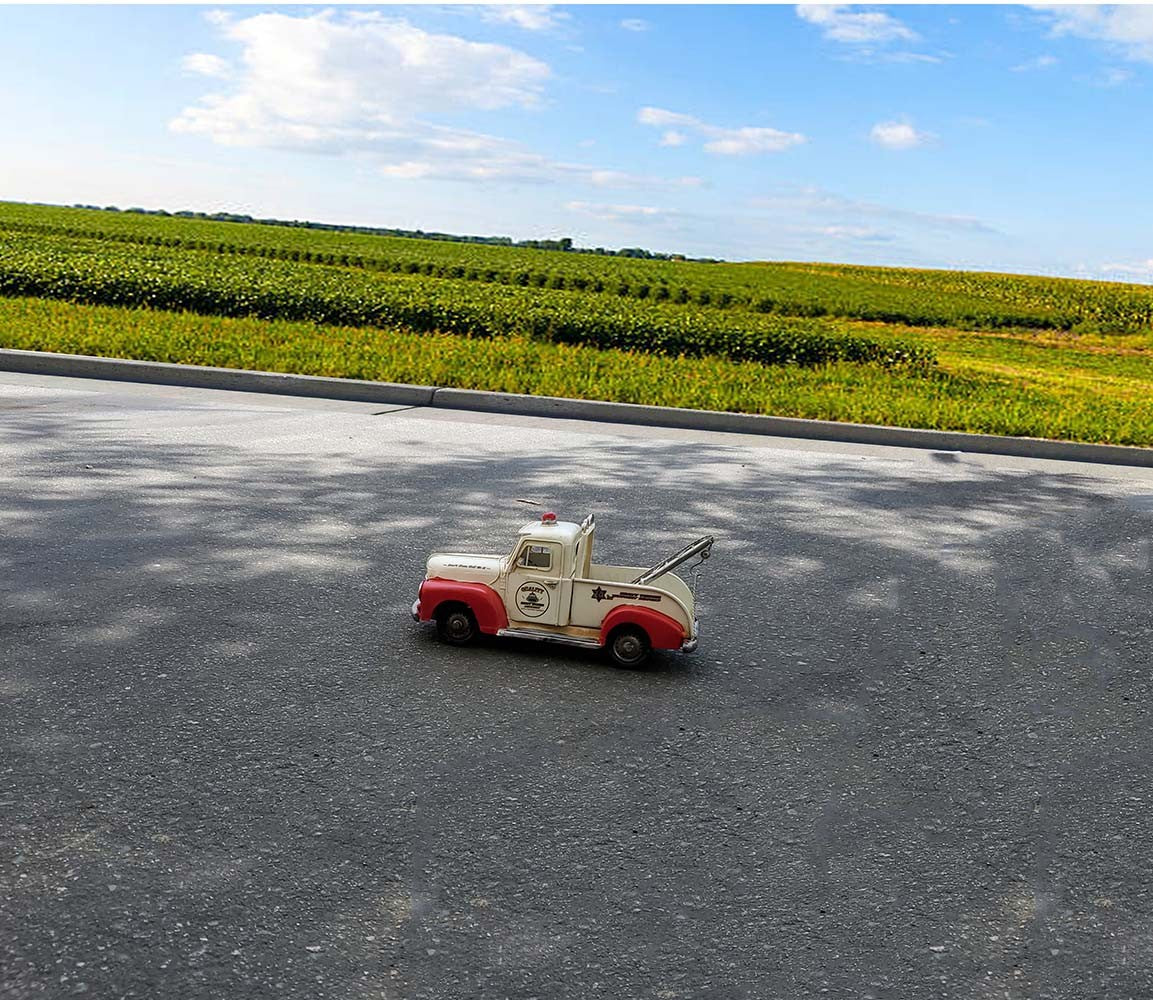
[631,536,715,586]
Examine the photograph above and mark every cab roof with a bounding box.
[517,517,584,547]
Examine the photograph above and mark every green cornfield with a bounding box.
[0,229,932,371]
[4,200,1153,333]
[0,200,1150,447]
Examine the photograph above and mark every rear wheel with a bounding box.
[436,603,477,646]
[607,625,651,668]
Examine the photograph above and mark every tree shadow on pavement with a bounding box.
[2,395,1152,1000]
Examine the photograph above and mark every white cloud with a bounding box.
[1011,53,1058,71]
[751,184,997,235]
[880,51,943,64]
[637,107,697,129]
[181,53,231,78]
[1093,66,1134,87]
[620,18,650,33]
[567,201,669,223]
[820,224,892,242]
[637,106,806,155]
[1099,258,1153,280]
[796,5,918,44]
[869,119,932,150]
[703,129,805,155]
[171,11,701,190]
[173,11,550,149]
[483,5,570,32]
[1031,5,1153,63]
[373,134,703,189]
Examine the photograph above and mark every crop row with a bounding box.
[769,262,1153,334]
[0,218,722,303]
[0,233,936,370]
[6,201,1151,333]
[0,216,1070,330]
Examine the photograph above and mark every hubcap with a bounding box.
[447,614,471,640]
[615,635,641,661]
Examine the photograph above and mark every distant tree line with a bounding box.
[69,204,721,263]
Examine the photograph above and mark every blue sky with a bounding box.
[1,4,1152,280]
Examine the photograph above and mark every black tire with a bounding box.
[436,603,477,646]
[606,625,651,668]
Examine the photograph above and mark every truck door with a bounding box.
[506,540,564,627]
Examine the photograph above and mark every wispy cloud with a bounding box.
[566,201,671,224]
[638,107,806,155]
[620,18,650,33]
[482,5,570,32]
[819,224,895,243]
[796,5,943,64]
[1098,257,1153,280]
[751,184,998,235]
[880,51,944,65]
[796,5,917,44]
[1031,5,1153,63]
[1011,53,1058,71]
[172,10,697,190]
[1090,66,1134,87]
[869,119,933,150]
[181,52,231,78]
[374,133,704,189]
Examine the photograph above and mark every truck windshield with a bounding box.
[519,544,553,571]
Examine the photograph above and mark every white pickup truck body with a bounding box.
[412,514,711,666]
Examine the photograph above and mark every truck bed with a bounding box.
[567,565,694,632]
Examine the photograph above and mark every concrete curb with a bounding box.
[3,347,1152,469]
[0,348,434,407]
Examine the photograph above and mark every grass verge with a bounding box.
[1,295,1151,447]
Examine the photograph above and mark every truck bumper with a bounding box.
[411,598,421,622]
[682,620,700,654]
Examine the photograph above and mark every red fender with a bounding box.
[418,578,508,634]
[600,605,687,651]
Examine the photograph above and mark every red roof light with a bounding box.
[542,512,557,523]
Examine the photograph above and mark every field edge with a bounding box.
[4,345,1152,470]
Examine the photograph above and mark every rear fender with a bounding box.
[600,605,687,651]
[419,578,508,634]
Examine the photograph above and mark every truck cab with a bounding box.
[413,513,712,667]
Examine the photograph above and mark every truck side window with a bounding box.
[519,544,553,571]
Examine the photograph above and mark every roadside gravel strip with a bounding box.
[2,347,1151,468]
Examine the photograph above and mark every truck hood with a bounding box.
[426,553,504,586]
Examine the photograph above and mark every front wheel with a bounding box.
[606,625,651,668]
[436,604,477,646]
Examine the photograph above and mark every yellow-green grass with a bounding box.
[854,320,1153,406]
[1,295,1151,447]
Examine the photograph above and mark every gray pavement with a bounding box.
[2,370,1152,1000]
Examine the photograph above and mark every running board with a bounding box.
[496,628,603,649]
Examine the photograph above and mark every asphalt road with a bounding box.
[2,371,1152,1000]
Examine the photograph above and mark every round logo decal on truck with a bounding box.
[515,582,550,618]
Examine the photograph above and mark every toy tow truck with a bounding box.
[412,513,714,667]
